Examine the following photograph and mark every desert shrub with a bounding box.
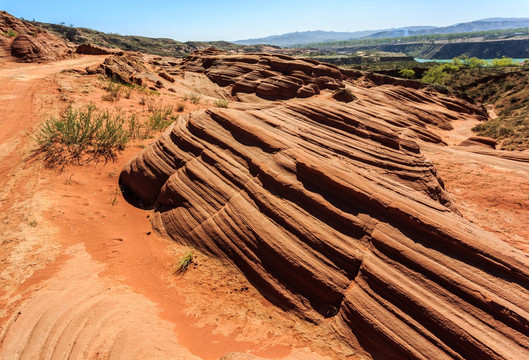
[176,103,186,112]
[452,55,486,68]
[214,99,229,108]
[123,86,133,99]
[190,93,201,104]
[147,104,175,130]
[102,80,122,102]
[473,113,529,150]
[468,57,487,68]
[451,57,463,67]
[175,251,194,273]
[3,29,17,37]
[398,68,415,79]
[421,63,459,85]
[34,104,129,166]
[127,114,143,139]
[491,57,515,67]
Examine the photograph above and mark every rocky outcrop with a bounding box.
[365,72,426,89]
[158,71,175,83]
[0,36,11,62]
[179,50,345,100]
[1,11,71,62]
[120,91,529,359]
[10,33,71,62]
[75,43,121,55]
[117,52,529,359]
[176,51,488,126]
[98,54,178,90]
[98,54,147,83]
[332,88,357,102]
[459,136,497,149]
[456,139,529,163]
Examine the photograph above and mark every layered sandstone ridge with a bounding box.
[0,11,71,62]
[102,50,487,145]
[119,53,529,359]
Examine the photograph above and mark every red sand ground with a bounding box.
[1,55,528,360]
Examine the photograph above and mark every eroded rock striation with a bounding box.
[0,11,71,62]
[120,53,529,359]
[179,49,345,99]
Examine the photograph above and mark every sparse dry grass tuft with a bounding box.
[175,251,194,273]
[34,104,130,167]
[214,99,229,108]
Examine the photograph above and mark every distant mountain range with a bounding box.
[233,27,435,47]
[234,18,529,47]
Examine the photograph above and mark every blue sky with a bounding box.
[3,0,529,41]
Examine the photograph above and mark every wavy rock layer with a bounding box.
[0,12,71,62]
[120,54,529,359]
[180,50,343,99]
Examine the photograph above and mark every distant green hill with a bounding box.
[365,18,529,39]
[297,28,529,59]
[34,22,278,57]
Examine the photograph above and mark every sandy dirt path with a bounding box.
[0,55,197,359]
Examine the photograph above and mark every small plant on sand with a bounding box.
[102,80,123,102]
[214,99,229,108]
[176,103,186,112]
[176,251,194,273]
[29,220,37,227]
[127,114,143,139]
[491,57,515,67]
[421,63,459,85]
[190,93,201,104]
[3,29,17,37]
[147,104,175,131]
[123,86,133,99]
[64,173,78,185]
[110,188,119,206]
[398,68,415,79]
[34,104,129,167]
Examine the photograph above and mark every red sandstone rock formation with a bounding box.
[457,137,529,163]
[179,50,345,99]
[98,54,147,83]
[458,136,497,149]
[0,11,71,62]
[76,43,121,55]
[119,52,529,359]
